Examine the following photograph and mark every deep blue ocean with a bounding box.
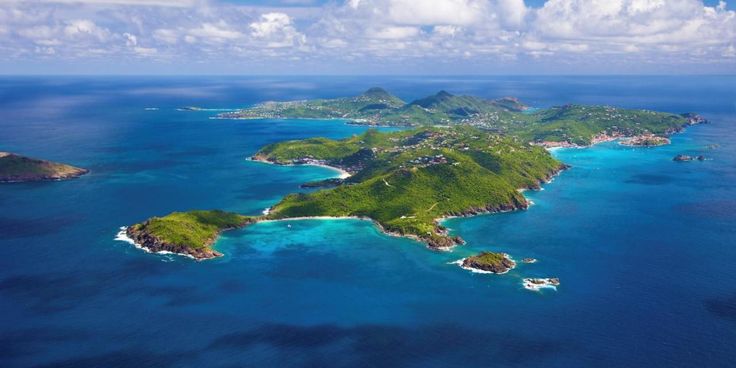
[1,76,735,367]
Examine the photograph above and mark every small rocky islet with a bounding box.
[460,252,517,274]
[0,152,88,183]
[522,278,561,291]
[673,154,706,162]
[620,134,671,147]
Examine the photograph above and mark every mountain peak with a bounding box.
[362,87,391,97]
[408,90,456,108]
[436,90,453,98]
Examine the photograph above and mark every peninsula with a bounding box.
[124,210,255,259]
[0,152,88,183]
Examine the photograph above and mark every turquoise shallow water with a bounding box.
[0,76,735,367]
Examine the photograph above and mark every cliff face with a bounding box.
[124,211,256,260]
[126,225,223,260]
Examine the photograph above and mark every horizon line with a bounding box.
[2,73,736,77]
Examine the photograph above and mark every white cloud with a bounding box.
[528,0,736,60]
[153,28,178,44]
[724,44,735,57]
[17,25,56,40]
[368,26,420,39]
[189,21,244,43]
[250,13,291,38]
[384,0,487,26]
[0,0,196,6]
[35,45,56,54]
[533,0,705,39]
[124,32,137,46]
[322,38,347,48]
[496,0,527,28]
[63,19,110,40]
[133,46,157,55]
[250,12,306,48]
[433,25,460,37]
[0,0,732,72]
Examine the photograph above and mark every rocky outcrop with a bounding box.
[673,154,705,162]
[681,113,708,126]
[126,225,223,260]
[424,234,464,250]
[620,135,671,147]
[461,252,517,274]
[522,278,560,291]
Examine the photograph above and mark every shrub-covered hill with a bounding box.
[256,126,566,249]
[126,210,255,260]
[0,152,88,183]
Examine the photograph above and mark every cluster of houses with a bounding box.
[407,154,448,168]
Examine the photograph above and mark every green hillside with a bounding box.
[258,126,565,248]
[221,88,704,146]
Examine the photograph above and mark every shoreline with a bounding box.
[522,278,560,292]
[541,120,705,151]
[257,215,445,250]
[114,227,197,260]
[213,116,354,123]
[437,163,567,228]
[450,254,516,275]
[247,156,352,179]
[123,151,569,260]
[213,114,405,128]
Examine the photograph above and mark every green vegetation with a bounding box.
[462,252,516,274]
[255,137,362,163]
[221,88,704,146]
[128,210,253,250]
[221,87,406,122]
[256,126,565,248]
[468,252,507,264]
[0,152,88,183]
[220,88,531,127]
[516,105,692,145]
[126,88,707,259]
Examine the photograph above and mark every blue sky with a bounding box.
[0,0,734,74]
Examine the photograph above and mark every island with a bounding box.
[457,252,516,274]
[0,152,88,183]
[124,126,564,258]
[122,87,707,262]
[123,210,255,260]
[220,87,706,147]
